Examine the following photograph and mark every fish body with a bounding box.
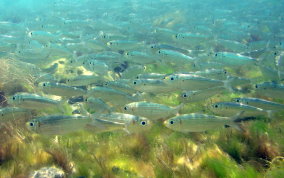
[26,115,91,135]
[107,40,144,50]
[131,79,174,93]
[232,97,284,111]
[84,97,112,113]
[87,86,139,106]
[39,82,86,97]
[164,74,224,90]
[213,52,256,66]
[66,75,105,86]
[255,82,284,99]
[88,112,151,133]
[156,49,194,63]
[181,86,227,102]
[9,93,61,110]
[164,113,236,132]
[0,107,32,123]
[210,102,269,117]
[123,101,183,120]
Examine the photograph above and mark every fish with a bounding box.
[82,59,110,75]
[8,93,63,110]
[66,75,106,86]
[136,73,167,80]
[181,86,227,102]
[107,40,144,50]
[0,107,32,124]
[163,113,243,133]
[164,74,226,91]
[124,51,157,64]
[39,82,86,97]
[87,86,139,106]
[104,80,137,94]
[26,115,91,135]
[123,101,183,120]
[213,52,257,66]
[173,32,210,46]
[255,82,284,99]
[131,79,174,94]
[156,49,194,63]
[88,112,152,133]
[210,102,271,117]
[232,97,284,111]
[84,97,112,114]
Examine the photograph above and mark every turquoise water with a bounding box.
[0,0,284,177]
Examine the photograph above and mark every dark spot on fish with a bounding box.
[114,66,123,73]
[118,50,124,54]
[68,96,84,104]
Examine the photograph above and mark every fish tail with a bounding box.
[223,76,234,92]
[174,103,184,113]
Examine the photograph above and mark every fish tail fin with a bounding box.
[223,76,234,92]
[267,110,275,119]
[230,122,245,132]
[174,103,184,113]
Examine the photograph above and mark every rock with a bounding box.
[29,167,65,178]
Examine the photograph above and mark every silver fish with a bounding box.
[123,101,183,120]
[26,115,91,135]
[164,113,241,132]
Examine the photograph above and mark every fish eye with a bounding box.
[67,79,70,82]
[12,96,16,100]
[224,70,227,74]
[133,81,137,85]
[215,53,218,57]
[30,32,33,35]
[236,99,240,102]
[103,35,106,38]
[29,122,34,127]
[170,77,174,80]
[182,94,187,98]
[158,50,161,54]
[214,104,218,108]
[141,121,146,125]
[124,106,128,110]
[170,120,174,124]
[70,61,73,63]
[43,83,46,87]
[109,42,112,45]
[175,35,178,38]
[255,84,258,88]
[151,46,154,48]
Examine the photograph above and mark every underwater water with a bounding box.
[0,0,284,177]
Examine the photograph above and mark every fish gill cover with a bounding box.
[0,0,284,177]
